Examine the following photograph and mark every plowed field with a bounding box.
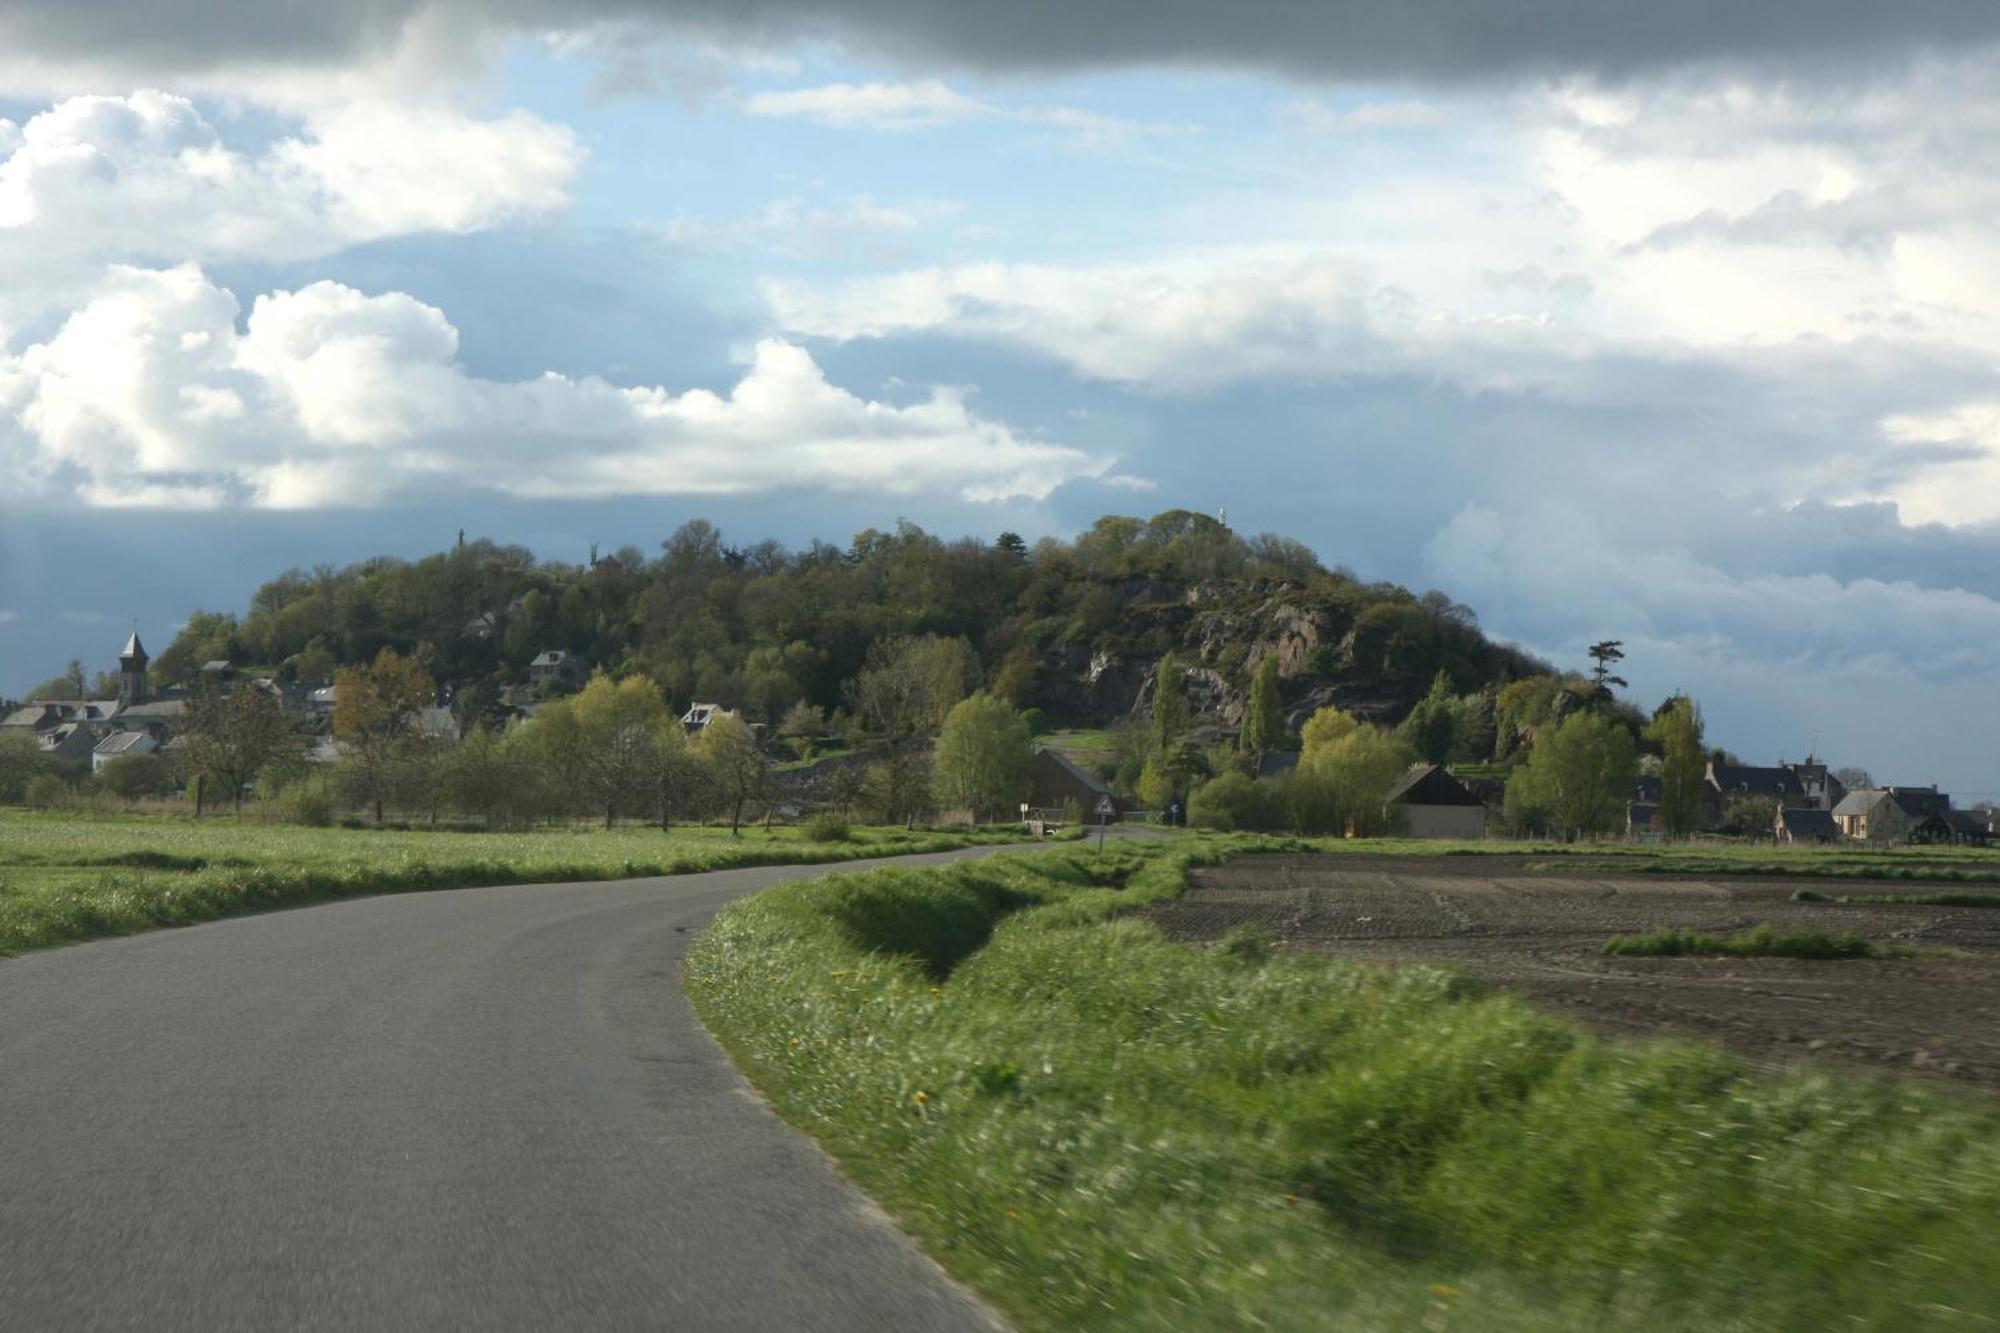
[1150,853,2000,1089]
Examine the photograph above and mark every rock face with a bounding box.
[1029,579,1414,732]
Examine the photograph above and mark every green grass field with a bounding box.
[688,836,2000,1331]
[0,810,1032,956]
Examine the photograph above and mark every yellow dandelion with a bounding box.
[913,1090,930,1105]
[1428,1284,1460,1300]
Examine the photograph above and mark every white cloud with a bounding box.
[742,80,988,130]
[0,91,581,323]
[0,265,1105,509]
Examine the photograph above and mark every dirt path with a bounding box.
[1149,853,2000,1090]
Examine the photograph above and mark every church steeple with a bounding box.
[118,631,148,709]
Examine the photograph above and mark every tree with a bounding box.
[0,731,50,804]
[26,660,87,700]
[1136,759,1178,813]
[99,753,169,804]
[1300,705,1361,758]
[569,673,673,828]
[1301,724,1417,837]
[697,712,765,836]
[1834,766,1873,792]
[1152,652,1189,759]
[1240,656,1286,756]
[1400,670,1457,764]
[931,692,1032,822]
[1505,710,1637,839]
[1644,695,1706,838]
[182,683,291,813]
[1720,793,1780,838]
[1587,640,1628,696]
[439,727,528,828]
[332,648,435,823]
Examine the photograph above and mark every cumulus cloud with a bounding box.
[0,92,581,322]
[1,1,1996,93]
[0,265,1104,509]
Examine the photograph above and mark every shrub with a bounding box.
[1188,771,1281,832]
[802,812,853,843]
[277,777,335,828]
[24,774,67,810]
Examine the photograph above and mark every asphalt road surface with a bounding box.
[0,846,1035,1331]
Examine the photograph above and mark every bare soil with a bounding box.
[1150,853,2000,1090]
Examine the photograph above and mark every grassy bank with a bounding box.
[688,838,2000,1330]
[0,809,1039,957]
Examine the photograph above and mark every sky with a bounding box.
[3,2,2000,796]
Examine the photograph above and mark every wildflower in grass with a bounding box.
[913,1090,930,1106]
[1429,1284,1460,1299]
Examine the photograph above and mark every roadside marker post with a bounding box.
[1096,795,1115,853]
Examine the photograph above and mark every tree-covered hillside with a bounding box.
[153,509,1550,731]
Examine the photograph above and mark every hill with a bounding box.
[149,509,1552,735]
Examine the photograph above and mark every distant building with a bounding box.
[1385,763,1486,840]
[681,702,737,734]
[529,650,583,689]
[1025,747,1119,820]
[1775,807,1839,844]
[1833,787,1952,843]
[91,730,159,773]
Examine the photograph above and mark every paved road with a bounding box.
[0,846,1035,1331]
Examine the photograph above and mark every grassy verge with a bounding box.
[1795,888,2000,907]
[688,837,2000,1331]
[1603,923,1903,959]
[0,809,1045,957]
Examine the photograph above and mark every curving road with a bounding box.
[0,847,1028,1331]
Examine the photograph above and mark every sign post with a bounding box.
[1095,795,1115,853]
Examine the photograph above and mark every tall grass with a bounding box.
[1603,923,1902,959]
[689,840,2000,1330]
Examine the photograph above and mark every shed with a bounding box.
[1025,748,1119,821]
[1385,763,1486,840]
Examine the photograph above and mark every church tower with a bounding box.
[118,631,148,709]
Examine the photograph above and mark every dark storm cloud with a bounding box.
[5,0,1998,84]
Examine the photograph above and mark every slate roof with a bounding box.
[119,631,147,662]
[1886,787,1951,818]
[1778,808,1839,841]
[1709,765,1806,801]
[1833,789,1884,818]
[1255,750,1299,779]
[92,731,155,757]
[1385,763,1483,807]
[1035,746,1113,796]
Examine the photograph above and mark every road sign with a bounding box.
[1095,796,1116,817]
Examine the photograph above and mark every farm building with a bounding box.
[1025,747,1119,821]
[1386,763,1486,840]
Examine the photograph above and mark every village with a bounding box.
[5,630,1987,848]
